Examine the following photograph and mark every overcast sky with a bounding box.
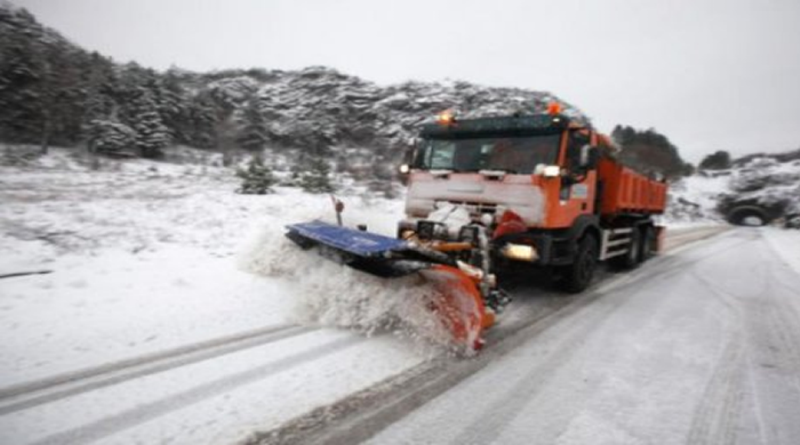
[14,0,800,162]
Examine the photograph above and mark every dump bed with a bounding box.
[597,157,667,216]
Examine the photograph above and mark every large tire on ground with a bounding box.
[609,227,641,270]
[639,225,655,262]
[558,235,599,293]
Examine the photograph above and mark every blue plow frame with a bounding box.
[285,220,433,278]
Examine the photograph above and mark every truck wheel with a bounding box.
[639,226,655,262]
[609,228,641,270]
[559,235,598,293]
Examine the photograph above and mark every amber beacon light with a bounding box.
[436,110,456,126]
[547,102,562,115]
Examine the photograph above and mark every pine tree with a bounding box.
[0,8,47,144]
[236,154,276,194]
[699,151,732,170]
[86,119,136,156]
[185,92,217,148]
[299,157,335,193]
[130,89,170,158]
[159,68,189,143]
[611,124,689,179]
[236,96,267,151]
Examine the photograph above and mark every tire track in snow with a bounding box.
[686,333,747,445]
[243,227,733,445]
[758,234,800,394]
[0,323,313,415]
[30,335,367,445]
[739,234,800,445]
[683,229,800,445]
[682,264,751,445]
[445,239,738,445]
[246,257,681,445]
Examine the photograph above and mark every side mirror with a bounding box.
[581,145,599,170]
[404,138,420,167]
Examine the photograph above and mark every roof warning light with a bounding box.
[436,110,456,126]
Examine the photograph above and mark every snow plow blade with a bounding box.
[285,220,492,351]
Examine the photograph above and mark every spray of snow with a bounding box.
[239,226,461,351]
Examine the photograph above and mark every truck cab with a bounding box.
[399,109,666,293]
[404,111,601,230]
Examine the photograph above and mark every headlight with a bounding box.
[502,243,538,262]
[542,165,561,177]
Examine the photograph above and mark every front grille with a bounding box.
[444,200,498,220]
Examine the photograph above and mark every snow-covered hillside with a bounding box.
[666,149,800,226]
[0,2,587,174]
[225,66,587,151]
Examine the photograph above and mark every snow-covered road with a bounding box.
[352,228,800,445]
[3,151,799,445]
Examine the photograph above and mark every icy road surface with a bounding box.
[359,228,800,445]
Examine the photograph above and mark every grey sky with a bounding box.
[15,0,800,162]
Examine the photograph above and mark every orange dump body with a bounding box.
[597,157,667,216]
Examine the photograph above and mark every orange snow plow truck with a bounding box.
[286,106,667,352]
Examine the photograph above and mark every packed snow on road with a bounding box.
[367,227,800,445]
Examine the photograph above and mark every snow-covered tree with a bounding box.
[185,93,218,148]
[299,157,335,193]
[130,90,170,158]
[86,119,136,156]
[152,69,187,142]
[236,154,276,194]
[0,8,47,145]
[236,96,268,151]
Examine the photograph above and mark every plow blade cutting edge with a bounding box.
[285,221,492,351]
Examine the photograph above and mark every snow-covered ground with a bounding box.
[7,146,796,444]
[0,147,446,444]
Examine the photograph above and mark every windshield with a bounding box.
[416,135,561,174]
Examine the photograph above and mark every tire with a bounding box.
[609,227,641,270]
[558,235,598,293]
[639,226,655,262]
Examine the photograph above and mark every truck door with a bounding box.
[552,130,597,227]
